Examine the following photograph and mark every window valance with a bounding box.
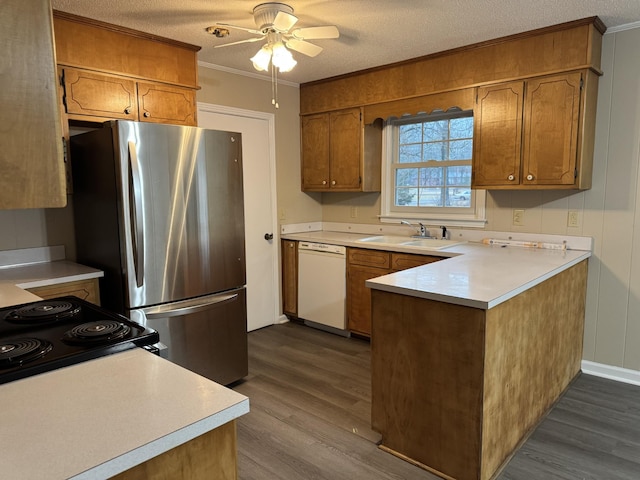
[363,88,475,124]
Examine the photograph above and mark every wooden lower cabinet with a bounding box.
[347,248,441,336]
[111,420,238,480]
[281,240,298,317]
[371,261,588,480]
[27,278,100,305]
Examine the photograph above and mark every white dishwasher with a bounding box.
[298,241,348,335]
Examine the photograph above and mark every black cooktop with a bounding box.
[0,296,158,385]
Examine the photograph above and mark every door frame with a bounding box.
[197,102,280,329]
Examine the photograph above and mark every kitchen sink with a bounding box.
[400,238,465,249]
[356,235,465,250]
[357,235,414,244]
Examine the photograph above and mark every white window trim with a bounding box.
[379,119,487,228]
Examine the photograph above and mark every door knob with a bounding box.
[264,233,274,240]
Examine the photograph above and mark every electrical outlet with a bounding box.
[567,210,580,227]
[350,206,358,218]
[279,209,286,221]
[513,209,525,226]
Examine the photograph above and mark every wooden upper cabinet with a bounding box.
[137,83,197,126]
[61,68,137,120]
[473,71,590,190]
[53,11,199,127]
[472,82,524,187]
[329,109,362,190]
[522,72,581,186]
[301,113,331,189]
[1,0,66,209]
[301,107,381,192]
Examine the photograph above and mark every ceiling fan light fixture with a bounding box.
[271,42,297,72]
[250,45,272,71]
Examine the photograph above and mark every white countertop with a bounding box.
[0,260,104,308]
[0,348,249,479]
[281,230,591,309]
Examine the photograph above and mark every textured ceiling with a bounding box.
[50,0,640,85]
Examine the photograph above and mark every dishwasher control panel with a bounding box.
[298,242,346,255]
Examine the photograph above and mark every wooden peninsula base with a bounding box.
[371,260,588,480]
[111,420,238,480]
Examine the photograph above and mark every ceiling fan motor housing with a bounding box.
[253,2,294,31]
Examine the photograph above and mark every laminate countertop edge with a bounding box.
[1,348,249,479]
[0,260,104,308]
[281,230,592,310]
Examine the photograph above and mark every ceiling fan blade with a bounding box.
[214,23,263,36]
[273,11,298,32]
[291,25,339,40]
[214,37,264,48]
[285,38,323,57]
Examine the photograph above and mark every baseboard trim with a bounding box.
[581,360,640,386]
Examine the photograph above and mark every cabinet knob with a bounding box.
[322,180,327,185]
[331,180,336,185]
[526,174,534,181]
[143,112,150,118]
[507,174,515,181]
[289,243,294,248]
[124,107,131,114]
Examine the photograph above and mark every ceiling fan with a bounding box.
[205,2,339,73]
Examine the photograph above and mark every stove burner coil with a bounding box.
[62,320,131,345]
[3,300,81,324]
[0,338,53,367]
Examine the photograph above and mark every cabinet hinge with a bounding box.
[580,76,584,90]
[574,168,578,179]
[359,176,362,185]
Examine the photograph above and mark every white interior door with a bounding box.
[198,103,278,331]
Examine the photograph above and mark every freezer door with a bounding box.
[130,288,248,386]
[115,121,246,308]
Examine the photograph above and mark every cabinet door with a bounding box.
[347,264,389,337]
[472,82,524,187]
[1,0,66,209]
[522,72,581,186]
[329,108,362,190]
[391,253,441,271]
[137,82,197,126]
[61,68,138,120]
[27,279,101,306]
[348,248,391,268]
[281,240,298,317]
[301,113,331,190]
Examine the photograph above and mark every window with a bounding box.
[380,110,486,227]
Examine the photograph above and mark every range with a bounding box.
[0,296,159,384]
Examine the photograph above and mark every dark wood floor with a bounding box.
[232,322,640,480]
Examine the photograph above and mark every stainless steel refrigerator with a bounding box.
[70,120,247,385]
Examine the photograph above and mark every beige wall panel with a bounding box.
[581,33,615,361]
[321,192,381,224]
[197,66,321,227]
[594,28,639,367]
[615,28,640,370]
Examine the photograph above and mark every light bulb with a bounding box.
[271,42,297,72]
[250,45,272,71]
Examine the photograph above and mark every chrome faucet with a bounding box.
[400,220,431,238]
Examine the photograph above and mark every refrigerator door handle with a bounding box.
[128,141,145,288]
[142,293,239,319]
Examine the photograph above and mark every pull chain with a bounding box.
[271,63,279,109]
